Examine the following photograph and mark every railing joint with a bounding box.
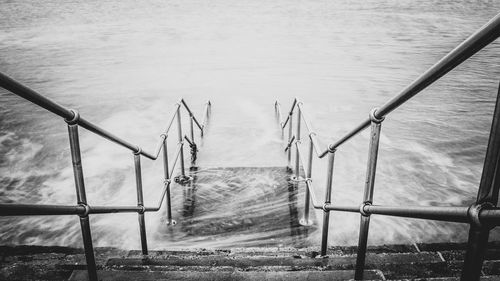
[133,147,142,155]
[78,203,90,217]
[369,108,385,124]
[468,202,493,228]
[327,144,336,153]
[322,202,330,212]
[65,109,80,125]
[360,201,372,217]
[137,204,145,214]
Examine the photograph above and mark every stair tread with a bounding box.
[108,252,443,268]
[69,269,385,281]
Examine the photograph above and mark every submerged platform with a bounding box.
[1,242,500,280]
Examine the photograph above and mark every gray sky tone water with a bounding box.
[1,0,500,248]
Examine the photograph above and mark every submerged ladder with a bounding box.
[1,11,500,281]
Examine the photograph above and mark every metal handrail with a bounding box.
[294,140,500,225]
[0,71,212,281]
[0,72,208,160]
[277,12,500,281]
[280,13,500,155]
[0,142,184,216]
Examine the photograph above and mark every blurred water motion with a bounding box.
[1,0,500,249]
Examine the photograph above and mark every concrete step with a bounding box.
[105,249,500,280]
[3,244,500,280]
[69,269,385,281]
[108,252,443,269]
[68,270,500,281]
[106,251,451,279]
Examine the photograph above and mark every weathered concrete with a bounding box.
[70,269,385,281]
[1,242,500,281]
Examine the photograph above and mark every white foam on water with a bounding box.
[2,0,500,248]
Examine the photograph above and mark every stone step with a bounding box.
[69,269,385,281]
[108,252,443,269]
[68,270,500,281]
[3,244,500,280]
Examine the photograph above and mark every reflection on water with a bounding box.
[1,0,500,249]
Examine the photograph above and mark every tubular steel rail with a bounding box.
[0,71,211,281]
[275,13,500,281]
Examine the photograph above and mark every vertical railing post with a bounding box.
[161,134,175,225]
[300,136,314,226]
[66,110,98,281]
[461,83,500,281]
[134,153,148,255]
[295,106,302,177]
[189,114,198,166]
[177,105,186,177]
[190,114,195,145]
[320,150,336,256]
[287,111,293,169]
[355,109,384,280]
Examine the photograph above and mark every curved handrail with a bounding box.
[0,71,210,160]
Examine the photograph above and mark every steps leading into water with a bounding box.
[2,243,500,280]
[163,166,312,248]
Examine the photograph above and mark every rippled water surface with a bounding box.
[1,0,500,249]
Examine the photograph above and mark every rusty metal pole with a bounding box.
[461,83,500,281]
[66,110,98,281]
[355,109,384,280]
[320,151,336,256]
[134,153,148,255]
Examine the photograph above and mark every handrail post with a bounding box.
[287,110,293,170]
[321,151,336,256]
[190,114,195,145]
[295,107,302,177]
[66,112,98,281]
[300,137,314,226]
[461,82,500,281]
[355,109,384,280]
[189,114,198,166]
[134,153,148,255]
[177,106,186,177]
[162,135,176,226]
